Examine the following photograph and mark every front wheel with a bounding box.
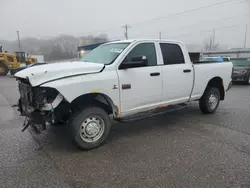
[199,87,220,114]
[70,107,111,150]
[0,62,9,76]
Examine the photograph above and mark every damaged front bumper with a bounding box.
[17,80,70,133]
[18,98,47,133]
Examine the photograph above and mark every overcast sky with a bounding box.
[1,0,249,48]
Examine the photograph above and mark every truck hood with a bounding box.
[15,61,104,86]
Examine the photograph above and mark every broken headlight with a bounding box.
[34,87,59,105]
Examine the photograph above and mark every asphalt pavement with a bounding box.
[1,76,250,188]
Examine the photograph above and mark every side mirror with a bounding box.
[119,55,147,69]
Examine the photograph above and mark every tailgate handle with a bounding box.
[183,69,191,73]
[150,72,160,76]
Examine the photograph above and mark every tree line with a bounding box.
[0,34,108,61]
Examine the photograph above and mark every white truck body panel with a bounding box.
[15,39,233,118]
[42,69,120,108]
[15,61,104,86]
[117,65,162,114]
[191,63,232,99]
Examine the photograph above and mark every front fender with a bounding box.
[41,71,120,110]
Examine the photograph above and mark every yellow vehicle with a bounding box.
[0,49,38,76]
[16,52,37,65]
[26,56,37,65]
[0,52,21,76]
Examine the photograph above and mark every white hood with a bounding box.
[15,61,104,86]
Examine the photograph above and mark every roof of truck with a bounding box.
[108,39,184,44]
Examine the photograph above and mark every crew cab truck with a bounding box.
[14,39,233,150]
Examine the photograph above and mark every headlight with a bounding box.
[34,87,59,104]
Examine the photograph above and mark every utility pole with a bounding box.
[209,36,212,51]
[16,30,22,51]
[159,32,162,40]
[244,24,248,48]
[212,29,216,50]
[123,24,131,40]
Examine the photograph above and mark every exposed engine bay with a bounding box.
[17,77,71,133]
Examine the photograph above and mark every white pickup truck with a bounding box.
[15,39,233,150]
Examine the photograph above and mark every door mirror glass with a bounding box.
[119,55,147,69]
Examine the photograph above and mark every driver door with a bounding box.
[117,42,163,116]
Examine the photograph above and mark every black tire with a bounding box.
[0,62,9,76]
[199,87,220,114]
[70,107,111,150]
[245,76,250,85]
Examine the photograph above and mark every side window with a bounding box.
[125,43,157,66]
[160,43,185,65]
[7,56,14,62]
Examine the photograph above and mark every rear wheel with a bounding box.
[0,62,9,76]
[199,87,220,114]
[70,107,111,150]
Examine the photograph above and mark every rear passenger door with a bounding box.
[159,43,193,104]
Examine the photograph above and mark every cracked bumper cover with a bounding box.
[18,93,64,124]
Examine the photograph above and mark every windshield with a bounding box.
[80,43,130,65]
[231,59,250,66]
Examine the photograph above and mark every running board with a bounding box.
[117,103,187,122]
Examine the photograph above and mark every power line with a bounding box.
[85,0,243,35]
[167,13,249,34]
[126,13,249,40]
[130,0,243,27]
[169,22,250,39]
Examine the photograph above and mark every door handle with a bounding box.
[183,69,191,73]
[150,72,160,76]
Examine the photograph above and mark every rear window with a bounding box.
[160,43,185,65]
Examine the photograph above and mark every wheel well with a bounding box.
[70,93,118,117]
[206,77,225,100]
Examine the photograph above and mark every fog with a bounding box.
[1,0,250,50]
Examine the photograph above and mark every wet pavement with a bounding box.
[1,76,250,188]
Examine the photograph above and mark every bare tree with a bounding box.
[0,34,108,61]
[203,36,219,51]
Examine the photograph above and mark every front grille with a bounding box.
[18,81,33,105]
